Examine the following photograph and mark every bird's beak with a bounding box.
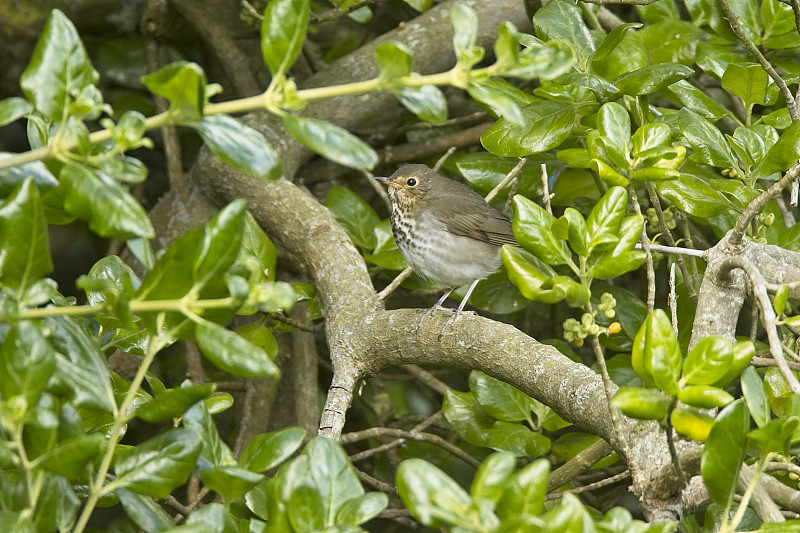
[374,176,400,189]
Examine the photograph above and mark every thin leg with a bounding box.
[439,278,480,339]
[416,288,454,331]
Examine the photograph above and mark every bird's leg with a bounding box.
[416,288,454,331]
[438,278,480,340]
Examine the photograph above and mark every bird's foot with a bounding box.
[437,309,476,340]
[415,302,449,332]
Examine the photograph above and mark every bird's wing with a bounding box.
[425,193,517,246]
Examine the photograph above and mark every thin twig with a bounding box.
[719,256,800,393]
[636,243,706,257]
[629,185,655,313]
[545,470,631,500]
[340,427,481,468]
[433,146,457,171]
[404,365,451,395]
[717,0,799,120]
[240,0,262,20]
[668,263,679,338]
[540,163,552,215]
[665,411,688,489]
[377,268,414,301]
[486,157,526,203]
[354,468,399,496]
[730,163,800,245]
[751,356,800,372]
[645,182,697,303]
[362,169,392,211]
[312,0,374,23]
[765,462,800,477]
[677,213,701,289]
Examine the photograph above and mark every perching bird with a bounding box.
[375,164,516,334]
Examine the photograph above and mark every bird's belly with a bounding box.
[397,225,502,288]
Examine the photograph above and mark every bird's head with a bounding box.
[374,164,440,209]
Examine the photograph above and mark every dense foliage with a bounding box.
[1,0,799,531]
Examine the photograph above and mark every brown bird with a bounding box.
[375,164,516,333]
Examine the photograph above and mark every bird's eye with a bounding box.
[407,178,417,186]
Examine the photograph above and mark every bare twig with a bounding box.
[540,163,552,215]
[546,470,631,500]
[731,163,800,245]
[341,427,481,467]
[377,268,414,301]
[668,263,678,338]
[434,146,457,171]
[629,185,655,313]
[486,157,526,203]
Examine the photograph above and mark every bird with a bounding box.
[375,164,517,335]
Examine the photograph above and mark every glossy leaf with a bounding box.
[240,427,306,472]
[188,115,282,179]
[304,437,365,523]
[261,0,310,77]
[592,23,643,62]
[470,371,536,422]
[614,64,694,95]
[677,385,734,409]
[681,335,733,386]
[135,383,216,422]
[35,434,104,480]
[632,310,681,393]
[741,366,769,428]
[656,174,730,217]
[0,178,53,296]
[335,492,388,525]
[713,341,755,387]
[283,115,378,169]
[532,0,597,70]
[678,108,736,168]
[597,102,632,169]
[443,390,497,446]
[397,84,448,124]
[196,321,280,378]
[590,250,647,279]
[671,407,714,441]
[326,186,380,248]
[117,489,174,532]
[512,195,570,265]
[113,429,202,498]
[664,79,730,120]
[701,400,748,505]
[472,452,516,504]
[450,3,479,61]
[613,387,671,420]
[758,121,800,175]
[58,163,155,240]
[0,321,55,408]
[396,459,472,527]
[496,459,549,518]
[586,186,627,247]
[633,123,672,156]
[748,417,800,456]
[20,10,99,120]
[200,465,263,501]
[0,97,31,127]
[501,245,565,303]
[482,101,577,157]
[375,41,413,80]
[141,61,206,121]
[721,63,770,108]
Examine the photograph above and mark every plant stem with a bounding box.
[72,333,165,533]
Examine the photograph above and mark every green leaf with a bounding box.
[35,434,104,480]
[632,310,681,393]
[200,465,263,501]
[135,383,216,422]
[681,336,733,386]
[713,340,755,387]
[188,115,282,179]
[553,73,620,98]
[482,101,577,157]
[586,186,627,247]
[0,97,31,127]
[532,0,597,70]
[396,84,448,124]
[722,63,770,109]
[20,10,99,121]
[469,371,536,422]
[304,437,365,522]
[612,387,671,420]
[471,452,516,504]
[261,0,310,77]
[496,459,549,518]
[240,427,306,472]
[728,0,763,42]
[117,489,174,532]
[47,316,116,412]
[656,174,731,217]
[592,23,643,62]
[512,195,570,265]
[701,400,749,505]
[678,108,737,168]
[677,385,734,409]
[326,186,380,248]
[590,158,629,187]
[114,428,202,498]
[0,321,55,409]
[58,163,155,240]
[633,123,672,156]
[748,417,800,456]
[282,115,378,169]
[614,64,694,96]
[591,250,646,279]
[0,154,58,198]
[468,79,524,125]
[758,121,800,175]
[443,390,496,446]
[560,208,589,257]
[741,366,769,428]
[196,321,280,378]
[396,459,473,528]
[135,201,247,333]
[0,178,53,297]
[141,61,206,121]
[375,41,412,80]
[671,406,715,441]
[501,245,566,303]
[664,80,730,120]
[335,492,388,525]
[597,102,632,169]
[450,3,479,61]
[183,401,236,466]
